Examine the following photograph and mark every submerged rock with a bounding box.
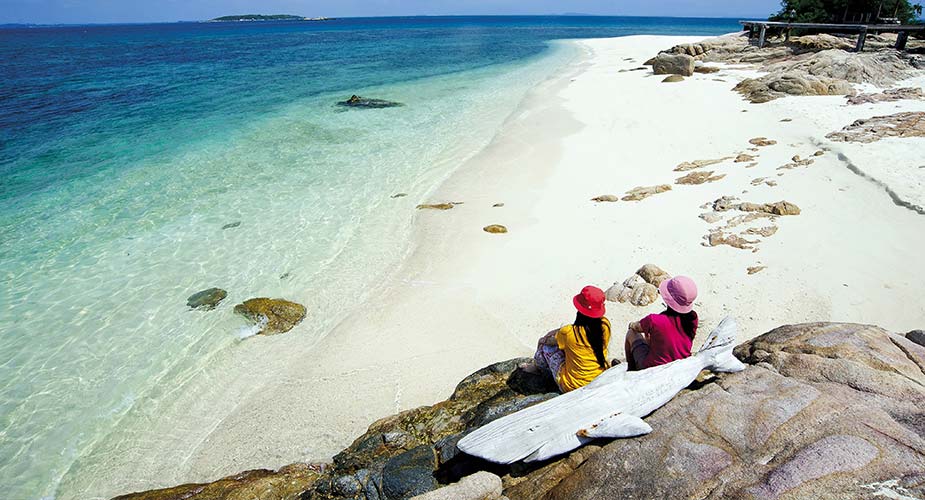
[221,221,241,230]
[233,298,307,335]
[337,95,404,109]
[186,288,227,311]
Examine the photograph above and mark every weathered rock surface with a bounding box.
[652,53,695,76]
[846,87,925,105]
[622,185,671,202]
[186,288,227,311]
[546,323,925,500]
[409,471,503,500]
[734,71,857,103]
[233,298,307,335]
[676,170,725,185]
[337,95,404,109]
[768,49,913,87]
[112,464,323,500]
[748,137,777,147]
[483,225,508,234]
[827,112,925,143]
[675,157,732,172]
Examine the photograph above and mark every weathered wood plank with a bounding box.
[457,317,747,464]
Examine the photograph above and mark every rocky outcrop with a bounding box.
[186,288,227,311]
[846,87,925,105]
[651,53,694,77]
[112,463,323,500]
[118,323,925,500]
[337,95,404,109]
[827,112,925,143]
[233,298,307,335]
[545,323,925,499]
[734,71,857,103]
[767,49,913,87]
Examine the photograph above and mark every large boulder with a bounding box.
[734,71,857,103]
[233,298,307,335]
[652,53,695,77]
[543,323,925,499]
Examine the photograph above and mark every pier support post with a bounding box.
[855,27,867,52]
[896,32,909,50]
[758,25,767,48]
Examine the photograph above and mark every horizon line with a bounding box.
[0,13,771,28]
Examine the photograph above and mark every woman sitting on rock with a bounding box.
[625,275,698,371]
[523,286,611,392]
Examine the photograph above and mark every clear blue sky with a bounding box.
[2,0,782,25]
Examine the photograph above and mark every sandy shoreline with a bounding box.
[83,34,925,498]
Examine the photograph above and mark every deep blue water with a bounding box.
[0,16,740,499]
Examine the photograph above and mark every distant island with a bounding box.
[209,14,333,22]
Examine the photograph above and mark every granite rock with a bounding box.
[652,53,695,76]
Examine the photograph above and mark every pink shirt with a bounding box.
[638,312,698,369]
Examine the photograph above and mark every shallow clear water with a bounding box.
[0,16,739,498]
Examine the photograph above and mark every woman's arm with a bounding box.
[539,328,560,347]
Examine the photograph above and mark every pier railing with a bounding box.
[739,20,924,52]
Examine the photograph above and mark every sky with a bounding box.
[1,0,783,25]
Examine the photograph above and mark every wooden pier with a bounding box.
[739,20,924,52]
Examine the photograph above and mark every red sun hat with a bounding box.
[573,285,606,319]
[658,275,698,314]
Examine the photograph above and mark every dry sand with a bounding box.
[80,35,925,498]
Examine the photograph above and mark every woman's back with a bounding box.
[636,311,697,369]
[556,317,611,392]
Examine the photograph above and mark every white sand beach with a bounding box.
[78,34,925,497]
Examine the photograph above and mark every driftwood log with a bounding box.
[457,317,746,464]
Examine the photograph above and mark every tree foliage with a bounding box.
[770,0,922,23]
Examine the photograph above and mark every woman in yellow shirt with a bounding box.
[524,286,612,392]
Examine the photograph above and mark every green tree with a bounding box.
[770,0,918,23]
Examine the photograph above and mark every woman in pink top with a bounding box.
[624,275,699,371]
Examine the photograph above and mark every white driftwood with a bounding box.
[456,316,746,464]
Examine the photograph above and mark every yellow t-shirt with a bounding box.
[555,317,611,392]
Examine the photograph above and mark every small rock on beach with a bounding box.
[662,75,685,83]
[416,203,455,210]
[483,225,508,234]
[591,195,619,202]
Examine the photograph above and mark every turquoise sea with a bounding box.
[0,16,740,498]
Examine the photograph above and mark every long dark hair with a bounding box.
[664,307,698,341]
[574,312,607,369]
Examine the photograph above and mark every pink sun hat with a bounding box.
[573,285,606,319]
[658,276,698,314]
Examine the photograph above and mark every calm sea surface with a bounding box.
[0,16,739,498]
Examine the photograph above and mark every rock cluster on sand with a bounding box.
[337,95,404,109]
[605,264,670,307]
[827,112,925,143]
[846,87,925,105]
[120,322,925,499]
[233,298,307,335]
[622,185,671,202]
[701,197,800,251]
[186,288,227,311]
[651,53,694,76]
